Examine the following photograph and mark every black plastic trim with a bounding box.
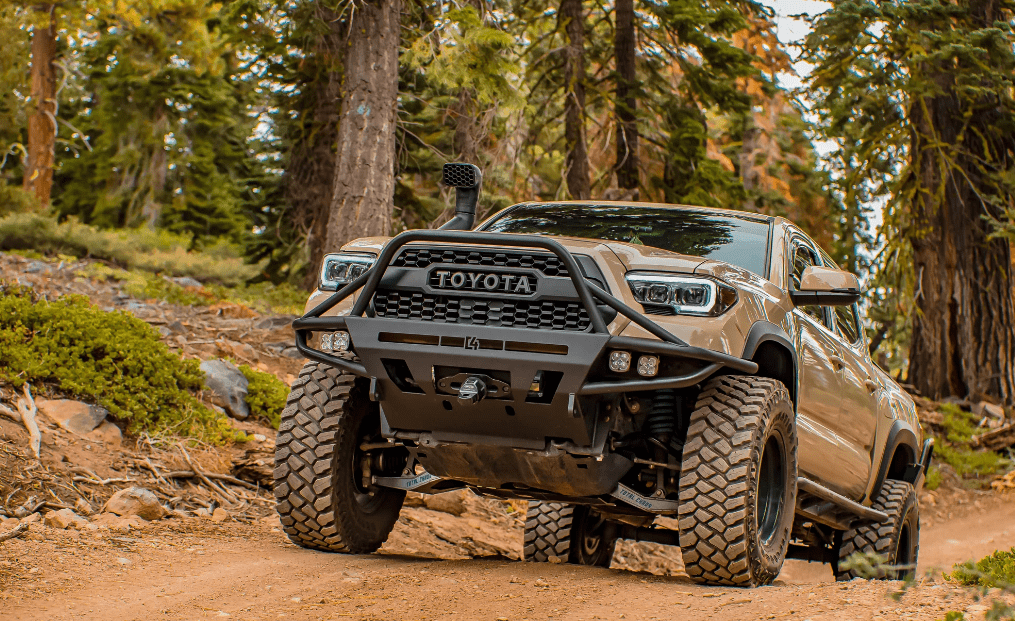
[868,420,920,501]
[741,321,798,401]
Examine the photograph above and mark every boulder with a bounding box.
[423,489,470,516]
[37,399,109,435]
[200,359,250,420]
[87,421,122,446]
[44,509,87,530]
[169,276,203,289]
[210,507,230,523]
[74,498,95,516]
[255,316,296,331]
[103,487,165,521]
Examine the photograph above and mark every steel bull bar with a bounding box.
[292,229,758,390]
[291,230,758,514]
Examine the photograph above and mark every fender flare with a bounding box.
[869,419,920,500]
[741,321,798,405]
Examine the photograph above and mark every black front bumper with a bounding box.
[292,230,757,499]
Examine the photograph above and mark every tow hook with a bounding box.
[457,376,487,406]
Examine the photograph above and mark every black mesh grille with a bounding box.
[442,163,478,188]
[393,248,569,277]
[373,290,591,331]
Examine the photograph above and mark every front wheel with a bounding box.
[274,362,406,553]
[677,375,798,587]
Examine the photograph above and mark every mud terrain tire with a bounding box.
[524,502,617,567]
[834,479,919,581]
[678,375,797,586]
[274,362,405,553]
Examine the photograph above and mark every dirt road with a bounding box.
[2,489,1011,621]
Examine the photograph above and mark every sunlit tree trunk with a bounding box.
[325,0,401,253]
[560,0,589,200]
[24,5,57,208]
[614,0,637,191]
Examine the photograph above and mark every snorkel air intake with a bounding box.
[439,163,483,231]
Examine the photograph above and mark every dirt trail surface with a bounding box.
[2,251,1015,620]
[1,489,1013,621]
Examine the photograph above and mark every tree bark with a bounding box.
[614,0,638,191]
[24,5,57,208]
[559,0,590,200]
[325,0,401,253]
[288,8,346,290]
[907,0,1015,404]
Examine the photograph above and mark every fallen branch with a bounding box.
[0,402,20,423]
[0,522,28,543]
[71,476,137,485]
[180,446,238,504]
[16,384,41,459]
[160,470,260,492]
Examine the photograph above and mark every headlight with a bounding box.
[626,272,737,316]
[320,253,375,291]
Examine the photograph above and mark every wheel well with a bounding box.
[750,341,796,405]
[885,444,915,481]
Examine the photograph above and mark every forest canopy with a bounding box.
[3,0,1015,403]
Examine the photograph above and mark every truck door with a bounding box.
[789,239,855,495]
[830,303,880,499]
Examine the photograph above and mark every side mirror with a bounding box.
[790,266,861,306]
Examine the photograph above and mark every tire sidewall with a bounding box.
[746,394,797,583]
[889,490,919,579]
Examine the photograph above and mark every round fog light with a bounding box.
[609,350,632,372]
[637,355,659,377]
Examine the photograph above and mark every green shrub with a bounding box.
[0,213,260,285]
[925,465,942,490]
[239,364,289,429]
[950,547,1015,588]
[0,284,238,443]
[934,443,1009,481]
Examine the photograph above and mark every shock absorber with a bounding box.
[644,389,678,495]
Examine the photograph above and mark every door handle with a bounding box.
[829,355,845,368]
[864,379,879,393]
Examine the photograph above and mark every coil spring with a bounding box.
[644,389,678,440]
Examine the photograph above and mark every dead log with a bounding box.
[0,522,28,543]
[970,422,1015,451]
[16,384,41,458]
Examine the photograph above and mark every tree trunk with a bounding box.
[324,0,401,254]
[24,5,57,208]
[907,0,1015,404]
[290,8,346,290]
[614,0,637,191]
[559,0,590,200]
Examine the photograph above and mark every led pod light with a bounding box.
[320,253,375,291]
[626,272,737,317]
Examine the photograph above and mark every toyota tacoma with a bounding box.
[274,163,932,586]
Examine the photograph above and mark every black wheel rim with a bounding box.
[756,434,786,545]
[893,521,913,579]
[580,511,606,558]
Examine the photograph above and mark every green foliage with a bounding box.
[933,403,1011,481]
[950,548,1015,588]
[925,465,942,491]
[0,213,260,285]
[239,364,288,429]
[0,284,237,443]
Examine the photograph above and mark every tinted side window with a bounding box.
[834,304,861,344]
[790,242,825,324]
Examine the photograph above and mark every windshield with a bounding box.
[481,203,772,277]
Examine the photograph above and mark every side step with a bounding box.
[796,477,888,531]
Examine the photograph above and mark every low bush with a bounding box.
[0,213,260,285]
[950,547,1015,588]
[0,284,239,443]
[933,403,1011,484]
[239,364,289,429]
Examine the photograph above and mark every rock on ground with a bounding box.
[43,509,88,530]
[37,399,109,435]
[200,359,250,420]
[103,487,165,521]
[423,489,470,516]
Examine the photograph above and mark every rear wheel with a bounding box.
[274,362,406,553]
[523,502,617,567]
[677,375,797,586]
[834,479,919,581]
